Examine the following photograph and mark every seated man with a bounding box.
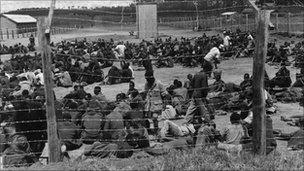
[58,112,82,151]
[80,100,103,144]
[240,73,252,91]
[92,86,107,102]
[2,126,37,168]
[124,98,150,148]
[217,113,249,152]
[270,63,292,88]
[166,79,180,96]
[107,66,121,85]
[195,121,221,149]
[54,68,73,87]
[12,77,32,97]
[292,71,304,88]
[241,111,277,154]
[103,100,131,141]
[127,81,138,98]
[92,86,108,110]
[120,62,133,83]
[172,80,188,101]
[278,118,304,151]
[210,71,225,92]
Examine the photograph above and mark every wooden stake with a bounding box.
[275,13,279,32]
[287,12,291,34]
[252,10,270,155]
[246,14,249,31]
[302,12,304,34]
[0,30,3,40]
[37,17,61,163]
[220,16,223,30]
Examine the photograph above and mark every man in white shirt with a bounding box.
[34,69,44,85]
[115,42,126,59]
[223,35,231,48]
[202,44,221,77]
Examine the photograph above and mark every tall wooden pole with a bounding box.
[246,14,249,31]
[302,12,304,34]
[37,17,61,163]
[287,12,291,35]
[275,13,279,32]
[252,10,270,155]
[220,16,223,30]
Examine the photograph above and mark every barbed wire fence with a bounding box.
[0,1,304,169]
[1,3,304,41]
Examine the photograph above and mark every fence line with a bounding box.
[159,12,304,34]
[0,26,79,41]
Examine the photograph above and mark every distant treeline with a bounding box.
[6,0,303,28]
[9,0,247,18]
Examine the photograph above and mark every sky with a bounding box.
[0,0,133,13]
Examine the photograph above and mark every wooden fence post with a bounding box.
[276,13,279,32]
[252,10,270,156]
[6,28,9,39]
[287,12,291,34]
[246,14,249,31]
[37,17,61,163]
[220,16,223,30]
[0,30,3,40]
[238,14,241,30]
[302,12,304,34]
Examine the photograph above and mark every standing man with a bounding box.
[202,42,221,77]
[185,70,210,125]
[29,34,35,46]
[223,31,231,50]
[184,69,217,149]
[28,34,35,51]
[144,70,166,134]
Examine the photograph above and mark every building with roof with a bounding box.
[0,14,37,33]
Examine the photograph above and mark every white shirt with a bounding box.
[36,73,44,85]
[115,44,126,57]
[204,47,220,62]
[129,65,134,78]
[223,36,231,47]
[247,34,254,41]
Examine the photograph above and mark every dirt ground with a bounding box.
[1,25,303,155]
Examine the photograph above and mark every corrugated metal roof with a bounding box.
[2,14,36,23]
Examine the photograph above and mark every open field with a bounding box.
[1,25,304,170]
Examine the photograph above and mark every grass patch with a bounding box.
[19,148,304,170]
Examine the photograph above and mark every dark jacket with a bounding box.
[58,121,82,150]
[103,110,125,141]
[192,71,209,98]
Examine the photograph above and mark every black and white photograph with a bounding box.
[0,0,303,170]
